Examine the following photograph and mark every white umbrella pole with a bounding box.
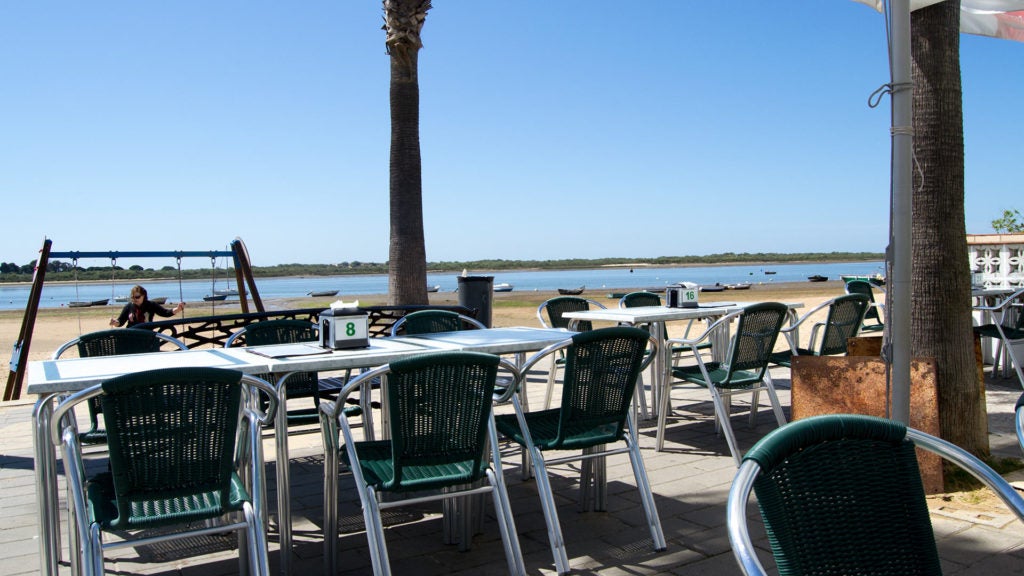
[890,0,912,424]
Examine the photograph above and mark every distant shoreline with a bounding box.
[0,259,881,288]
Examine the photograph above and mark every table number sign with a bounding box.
[666,285,699,308]
[320,301,369,349]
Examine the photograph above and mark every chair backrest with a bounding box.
[551,326,650,448]
[538,296,606,332]
[390,309,486,336]
[383,351,500,491]
[53,328,188,359]
[226,318,318,347]
[619,291,662,308]
[722,302,789,381]
[741,414,941,575]
[815,293,870,356]
[99,367,246,529]
[845,280,883,325]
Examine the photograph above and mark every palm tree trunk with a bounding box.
[911,0,988,456]
[384,0,430,305]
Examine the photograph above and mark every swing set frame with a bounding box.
[3,236,264,401]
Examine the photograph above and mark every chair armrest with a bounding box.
[666,308,743,350]
[492,358,522,404]
[726,460,769,576]
[241,374,279,425]
[907,428,1024,522]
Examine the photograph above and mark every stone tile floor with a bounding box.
[2,367,1024,575]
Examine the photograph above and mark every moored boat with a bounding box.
[149,297,168,305]
[699,284,726,293]
[725,283,752,290]
[203,294,228,301]
[214,288,239,296]
[558,285,585,295]
[807,275,828,283]
[494,283,514,292]
[308,290,339,297]
[426,285,440,293]
[68,298,110,308]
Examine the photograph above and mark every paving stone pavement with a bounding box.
[2,367,1024,575]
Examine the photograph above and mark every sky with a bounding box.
[1,2,1021,269]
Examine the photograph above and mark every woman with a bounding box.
[109,285,185,328]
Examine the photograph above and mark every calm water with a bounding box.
[0,261,884,311]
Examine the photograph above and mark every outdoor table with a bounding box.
[26,326,571,576]
[562,302,803,421]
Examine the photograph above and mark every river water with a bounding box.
[0,261,884,311]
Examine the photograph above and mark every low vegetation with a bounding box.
[0,251,883,284]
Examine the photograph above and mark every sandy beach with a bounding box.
[0,281,851,373]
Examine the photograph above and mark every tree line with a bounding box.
[0,251,883,284]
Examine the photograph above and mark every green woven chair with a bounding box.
[51,328,189,445]
[536,296,608,409]
[50,367,277,576]
[226,319,362,427]
[664,302,790,461]
[974,287,1024,386]
[845,279,885,333]
[768,293,870,368]
[320,351,525,576]
[494,326,666,575]
[727,413,1024,576]
[389,308,486,335]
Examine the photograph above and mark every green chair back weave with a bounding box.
[816,293,871,357]
[383,351,499,491]
[745,414,940,576]
[542,296,597,332]
[553,326,649,449]
[720,302,789,387]
[98,367,246,530]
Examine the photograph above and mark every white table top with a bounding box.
[26,326,573,395]
[27,347,267,395]
[396,326,571,355]
[562,302,804,324]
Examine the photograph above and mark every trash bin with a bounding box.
[457,275,494,327]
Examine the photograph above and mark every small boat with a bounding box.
[113,295,129,303]
[807,275,829,283]
[308,290,339,297]
[68,299,110,308]
[426,285,440,293]
[494,283,514,293]
[725,283,752,290]
[150,297,168,305]
[558,286,585,296]
[214,288,239,296]
[764,270,777,275]
[203,294,228,301]
[699,284,726,293]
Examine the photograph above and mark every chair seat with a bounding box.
[494,409,624,451]
[976,324,1024,340]
[671,363,768,389]
[341,441,487,493]
[86,471,250,530]
[766,349,814,368]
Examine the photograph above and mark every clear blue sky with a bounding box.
[1,2,1020,268]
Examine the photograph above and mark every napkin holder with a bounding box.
[319,306,369,349]
[666,285,699,308]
